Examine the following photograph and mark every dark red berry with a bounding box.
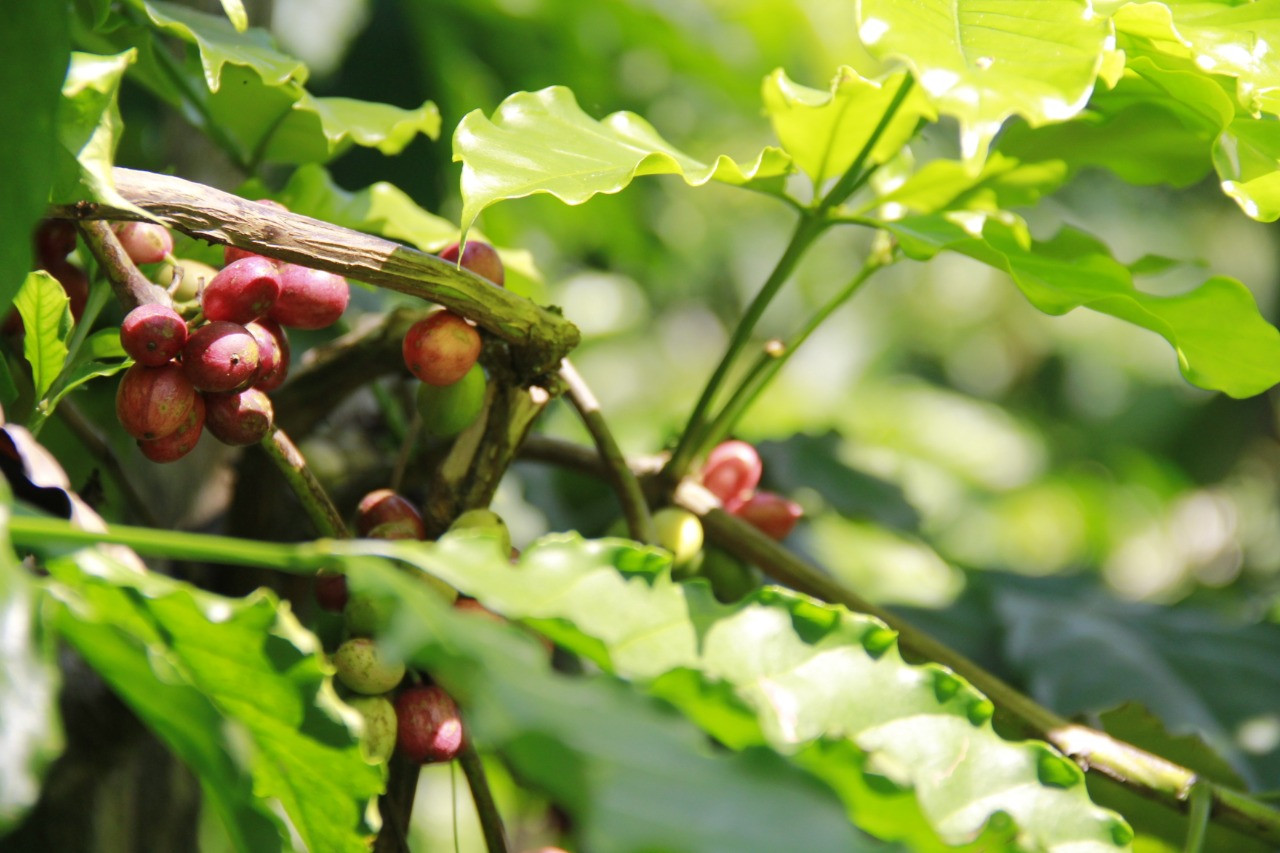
[203,387,273,446]
[733,491,802,540]
[314,570,348,612]
[35,220,77,266]
[395,685,464,764]
[700,440,763,513]
[137,393,205,462]
[182,321,260,393]
[121,304,188,367]
[246,320,289,392]
[402,311,481,386]
[356,490,425,539]
[115,363,197,441]
[203,256,281,324]
[112,221,173,265]
[439,240,504,287]
[268,264,349,329]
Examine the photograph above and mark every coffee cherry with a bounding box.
[203,256,281,324]
[700,440,762,512]
[203,387,273,446]
[269,264,349,329]
[314,570,348,612]
[182,321,260,393]
[356,489,425,539]
[652,507,703,570]
[113,221,173,265]
[403,311,481,386]
[35,219,77,266]
[395,685,464,764]
[332,637,405,695]
[115,362,197,441]
[697,547,760,603]
[733,491,802,540]
[137,392,205,462]
[246,320,289,392]
[449,508,511,556]
[121,304,188,367]
[416,362,485,438]
[346,695,397,764]
[344,593,396,637]
[158,258,220,302]
[438,240,504,287]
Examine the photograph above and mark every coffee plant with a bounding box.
[6,1,1280,851]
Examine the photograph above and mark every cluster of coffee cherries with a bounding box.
[317,490,513,765]
[113,202,349,462]
[644,440,803,602]
[403,241,504,439]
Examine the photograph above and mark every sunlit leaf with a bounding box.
[453,85,792,234]
[258,93,441,164]
[0,0,68,316]
[1214,117,1280,221]
[44,551,383,852]
[865,152,1068,217]
[13,272,72,399]
[854,0,1110,166]
[881,214,1280,398]
[218,0,247,33]
[373,532,1132,851]
[761,67,934,187]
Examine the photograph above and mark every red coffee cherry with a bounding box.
[402,311,481,387]
[395,685,464,764]
[182,321,260,393]
[115,362,197,441]
[245,320,289,392]
[202,256,281,324]
[356,489,425,539]
[34,219,77,266]
[314,570,348,612]
[438,240,504,287]
[137,393,205,462]
[121,304,188,367]
[268,264,349,329]
[203,387,274,446]
[732,491,802,541]
[700,440,763,512]
[112,221,173,266]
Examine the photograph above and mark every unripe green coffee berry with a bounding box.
[332,637,405,695]
[652,507,704,570]
[345,694,397,764]
[449,508,512,556]
[697,547,760,603]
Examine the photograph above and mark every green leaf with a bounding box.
[53,50,147,215]
[0,503,63,835]
[0,1,68,315]
[761,67,934,187]
[14,272,72,399]
[865,152,1068,217]
[45,550,383,852]
[378,532,1132,851]
[218,0,248,33]
[881,214,1280,397]
[344,558,879,853]
[854,0,1110,165]
[258,93,441,163]
[453,85,792,234]
[1214,117,1280,222]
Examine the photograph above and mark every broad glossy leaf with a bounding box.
[453,86,792,234]
[45,551,383,852]
[0,500,63,835]
[0,0,68,316]
[53,50,145,214]
[865,152,1068,217]
[1214,117,1280,221]
[344,557,874,853]
[13,272,71,399]
[1113,1,1280,114]
[258,93,441,165]
[854,0,1110,165]
[882,214,1280,397]
[377,533,1132,851]
[218,0,247,33]
[761,67,934,187]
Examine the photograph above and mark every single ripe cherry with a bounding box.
[402,311,481,386]
[115,362,198,441]
[700,440,763,512]
[246,320,289,392]
[202,256,281,324]
[439,240,504,287]
[269,264,349,329]
[732,491,802,541]
[182,321,260,393]
[137,393,205,462]
[314,570,349,612]
[113,221,173,265]
[34,219,77,266]
[121,304,188,367]
[356,489,426,539]
[395,685,464,764]
[203,387,274,446]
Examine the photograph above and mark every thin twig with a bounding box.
[258,424,349,538]
[558,359,655,544]
[75,221,171,311]
[458,744,509,853]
